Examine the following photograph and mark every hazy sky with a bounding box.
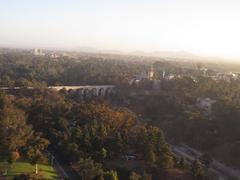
[1,0,240,58]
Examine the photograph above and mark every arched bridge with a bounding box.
[49,85,115,97]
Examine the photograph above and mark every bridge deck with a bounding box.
[49,85,115,91]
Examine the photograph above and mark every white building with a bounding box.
[196,97,216,115]
[33,48,45,56]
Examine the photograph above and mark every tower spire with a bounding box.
[149,63,154,80]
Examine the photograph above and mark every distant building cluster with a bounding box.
[210,72,240,82]
[129,64,155,85]
[129,63,163,90]
[32,48,77,60]
[197,66,240,82]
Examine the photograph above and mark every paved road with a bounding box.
[52,156,69,179]
[172,143,240,180]
[47,151,79,180]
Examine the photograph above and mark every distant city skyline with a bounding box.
[1,0,240,59]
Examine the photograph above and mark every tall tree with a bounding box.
[0,96,32,164]
[78,158,104,180]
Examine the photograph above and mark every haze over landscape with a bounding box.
[1,1,240,180]
[1,0,240,59]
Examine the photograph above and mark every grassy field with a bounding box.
[0,162,58,180]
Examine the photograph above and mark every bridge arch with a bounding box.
[105,88,113,96]
[90,88,98,96]
[83,88,90,97]
[49,85,115,98]
[98,88,105,96]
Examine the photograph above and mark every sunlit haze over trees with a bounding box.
[0,1,240,180]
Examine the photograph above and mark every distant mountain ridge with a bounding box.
[74,47,238,63]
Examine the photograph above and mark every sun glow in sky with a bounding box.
[1,0,240,58]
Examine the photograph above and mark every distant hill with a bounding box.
[130,50,200,60]
[72,47,239,64]
[129,50,240,64]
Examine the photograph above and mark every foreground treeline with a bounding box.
[0,92,50,178]
[0,89,210,179]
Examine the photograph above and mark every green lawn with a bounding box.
[0,162,58,180]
